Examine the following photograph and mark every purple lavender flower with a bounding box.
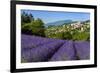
[21,34,58,50]
[74,41,90,60]
[49,40,77,61]
[21,38,65,62]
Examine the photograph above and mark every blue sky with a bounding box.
[21,9,90,24]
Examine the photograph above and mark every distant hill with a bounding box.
[81,20,90,24]
[45,20,73,27]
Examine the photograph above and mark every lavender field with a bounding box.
[21,34,90,63]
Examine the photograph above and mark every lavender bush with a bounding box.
[50,40,77,61]
[21,38,65,62]
[21,34,58,50]
[74,41,90,60]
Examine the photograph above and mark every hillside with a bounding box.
[45,21,90,41]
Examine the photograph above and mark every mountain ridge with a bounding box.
[45,20,73,26]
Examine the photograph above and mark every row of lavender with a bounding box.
[21,34,90,63]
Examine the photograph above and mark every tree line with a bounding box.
[21,12,45,36]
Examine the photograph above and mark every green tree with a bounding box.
[63,31,72,40]
[21,23,33,35]
[31,18,45,36]
[21,18,45,37]
[21,12,34,25]
[72,32,89,41]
